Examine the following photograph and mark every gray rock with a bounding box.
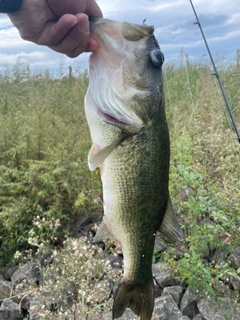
[154,233,168,253]
[229,245,240,269]
[6,264,19,281]
[178,187,194,202]
[153,262,179,288]
[230,276,240,292]
[44,280,77,312]
[180,288,199,319]
[0,267,6,278]
[179,317,191,320]
[43,291,56,312]
[153,294,183,320]
[0,299,23,320]
[104,308,138,319]
[0,275,22,305]
[192,315,203,320]
[94,279,112,304]
[11,263,40,290]
[162,286,183,306]
[212,280,235,298]
[103,312,112,320]
[20,295,41,311]
[154,278,162,298]
[198,297,240,320]
[0,264,18,281]
[25,296,45,320]
[109,254,123,269]
[0,276,12,300]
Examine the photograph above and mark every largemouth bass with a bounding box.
[84,18,184,320]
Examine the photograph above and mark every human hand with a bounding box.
[8,0,102,57]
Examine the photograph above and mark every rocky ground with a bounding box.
[0,217,240,320]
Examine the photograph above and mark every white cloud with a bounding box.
[184,0,238,16]
[0,27,30,47]
[149,0,187,12]
[0,15,12,28]
[98,0,156,16]
[0,51,47,66]
[225,12,240,25]
[208,28,240,43]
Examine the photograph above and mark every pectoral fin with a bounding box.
[88,145,99,171]
[159,197,185,242]
[88,136,126,171]
[88,129,138,171]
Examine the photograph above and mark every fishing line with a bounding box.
[189,0,240,144]
[142,10,151,25]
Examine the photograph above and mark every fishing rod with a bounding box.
[189,0,240,143]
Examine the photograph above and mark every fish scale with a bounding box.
[104,105,169,279]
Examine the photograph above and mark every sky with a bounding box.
[0,0,239,75]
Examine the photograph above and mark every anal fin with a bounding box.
[93,220,115,243]
[159,196,185,242]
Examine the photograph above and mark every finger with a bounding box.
[85,0,103,18]
[66,35,100,58]
[37,14,80,46]
[48,14,91,57]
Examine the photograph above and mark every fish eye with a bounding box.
[150,49,164,67]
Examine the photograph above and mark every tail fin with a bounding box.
[112,279,154,320]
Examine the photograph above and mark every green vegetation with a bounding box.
[0,61,98,265]
[0,52,239,313]
[163,54,240,299]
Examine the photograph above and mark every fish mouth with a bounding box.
[90,18,154,55]
[90,18,154,38]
